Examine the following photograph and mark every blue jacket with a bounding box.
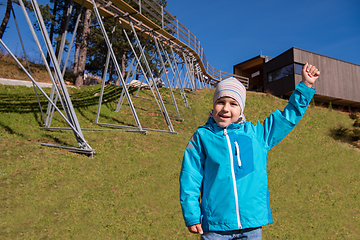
[179,82,316,231]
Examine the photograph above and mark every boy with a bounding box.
[179,63,320,239]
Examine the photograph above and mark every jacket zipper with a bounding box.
[224,128,242,229]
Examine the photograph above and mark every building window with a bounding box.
[295,63,304,75]
[267,64,297,82]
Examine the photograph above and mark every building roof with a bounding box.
[234,55,272,70]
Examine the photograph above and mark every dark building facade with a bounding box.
[234,47,360,107]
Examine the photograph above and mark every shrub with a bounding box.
[332,125,350,137]
[310,98,315,107]
[353,119,360,128]
[332,115,360,149]
[328,101,332,111]
[349,113,358,120]
[352,128,360,141]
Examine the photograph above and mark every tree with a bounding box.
[74,8,91,87]
[0,0,12,39]
[73,25,81,76]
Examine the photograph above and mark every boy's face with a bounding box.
[212,97,241,128]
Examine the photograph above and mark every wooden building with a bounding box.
[234,47,360,107]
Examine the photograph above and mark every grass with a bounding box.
[0,81,359,239]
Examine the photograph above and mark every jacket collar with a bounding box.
[202,117,241,135]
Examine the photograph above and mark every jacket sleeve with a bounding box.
[179,131,205,227]
[256,82,316,149]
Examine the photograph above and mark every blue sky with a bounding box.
[166,0,360,73]
[1,0,359,76]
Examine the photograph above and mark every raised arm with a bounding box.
[256,63,320,149]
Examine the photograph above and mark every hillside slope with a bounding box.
[0,84,359,239]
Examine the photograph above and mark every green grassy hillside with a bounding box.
[0,84,359,239]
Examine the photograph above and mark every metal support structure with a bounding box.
[152,35,183,121]
[95,18,117,123]
[183,52,197,93]
[62,0,85,77]
[18,0,65,128]
[14,0,95,156]
[91,0,145,133]
[30,0,80,136]
[117,24,159,107]
[126,21,176,132]
[92,15,177,134]
[34,0,93,149]
[0,39,94,156]
[11,3,46,124]
[169,45,190,108]
[44,0,75,128]
[115,54,136,113]
[165,50,188,110]
[3,0,251,155]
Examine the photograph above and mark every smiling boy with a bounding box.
[179,63,320,239]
